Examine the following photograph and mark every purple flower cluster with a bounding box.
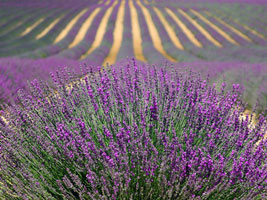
[1,57,266,115]
[0,58,266,199]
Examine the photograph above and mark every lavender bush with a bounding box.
[0,59,266,199]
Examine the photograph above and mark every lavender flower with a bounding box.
[0,59,266,199]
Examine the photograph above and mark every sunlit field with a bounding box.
[0,0,266,199]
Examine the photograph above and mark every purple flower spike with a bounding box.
[0,58,266,199]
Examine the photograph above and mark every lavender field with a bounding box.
[0,0,266,112]
[0,0,267,199]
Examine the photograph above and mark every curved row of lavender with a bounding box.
[0,59,266,199]
[0,3,91,57]
[0,0,264,61]
[0,0,265,69]
[153,0,266,38]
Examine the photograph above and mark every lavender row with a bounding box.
[174,7,216,48]
[55,1,109,60]
[0,7,39,36]
[170,8,267,62]
[0,8,64,49]
[200,11,252,47]
[146,4,201,62]
[206,8,267,46]
[207,4,267,36]
[0,5,96,57]
[18,5,91,59]
[158,6,212,61]
[115,0,135,63]
[184,8,235,48]
[133,0,167,64]
[82,0,120,66]
[0,1,91,46]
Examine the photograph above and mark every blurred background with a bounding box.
[0,0,266,114]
